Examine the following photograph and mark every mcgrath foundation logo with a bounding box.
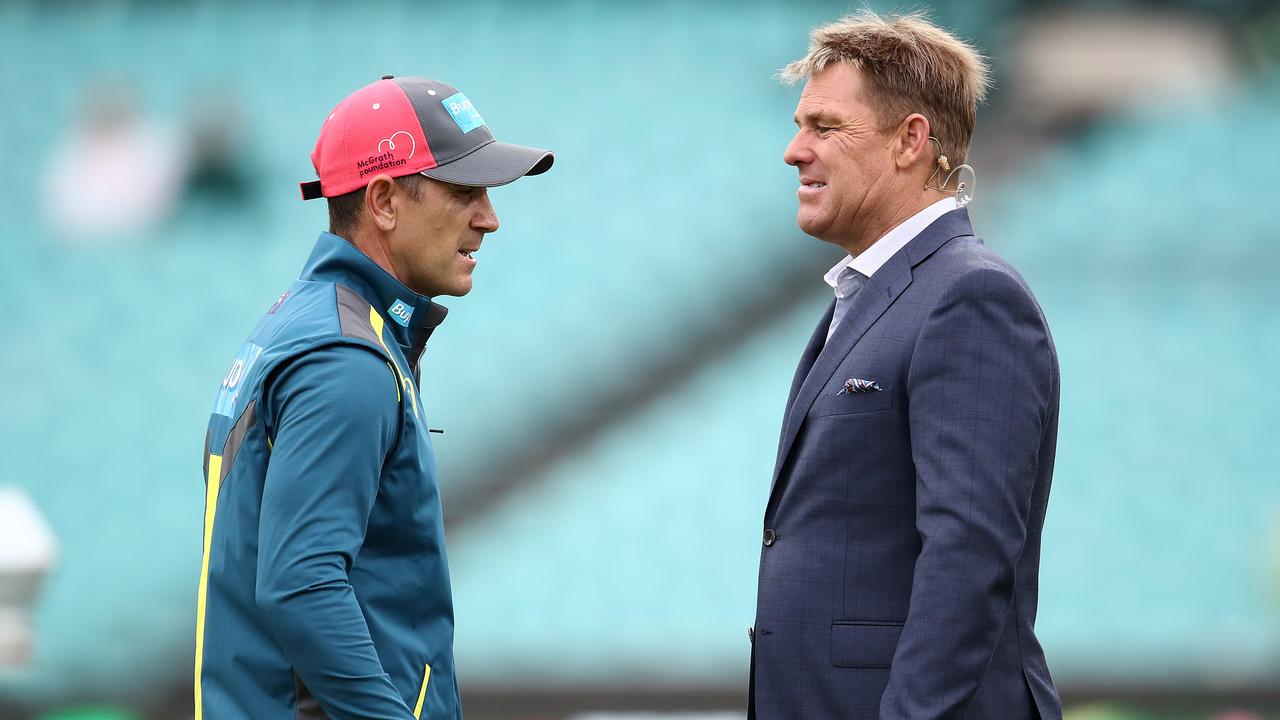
[377,131,415,158]
[357,131,417,178]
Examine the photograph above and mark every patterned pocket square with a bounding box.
[838,377,882,395]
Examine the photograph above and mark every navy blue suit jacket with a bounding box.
[751,210,1062,720]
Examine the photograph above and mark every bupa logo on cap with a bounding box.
[442,92,486,133]
[388,299,414,327]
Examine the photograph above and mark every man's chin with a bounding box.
[412,277,472,298]
[442,278,473,297]
[796,212,831,241]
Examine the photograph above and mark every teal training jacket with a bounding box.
[198,231,459,720]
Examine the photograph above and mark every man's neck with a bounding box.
[840,189,949,258]
[348,227,406,287]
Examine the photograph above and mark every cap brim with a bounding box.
[419,140,554,188]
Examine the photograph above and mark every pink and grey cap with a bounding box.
[301,75,553,199]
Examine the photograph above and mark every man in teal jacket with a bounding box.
[197,75,553,720]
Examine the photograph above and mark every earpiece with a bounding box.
[925,135,975,207]
[930,136,950,171]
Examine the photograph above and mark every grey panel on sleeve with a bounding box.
[219,399,258,483]
[335,285,379,345]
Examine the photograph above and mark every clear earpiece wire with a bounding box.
[924,136,976,207]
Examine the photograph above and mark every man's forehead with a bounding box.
[794,81,865,123]
[799,65,863,103]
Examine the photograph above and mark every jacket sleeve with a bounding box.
[254,344,415,720]
[881,266,1056,719]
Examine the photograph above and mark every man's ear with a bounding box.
[365,175,398,232]
[895,113,933,172]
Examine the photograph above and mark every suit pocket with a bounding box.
[810,388,894,417]
[831,620,904,668]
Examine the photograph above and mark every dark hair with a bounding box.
[327,174,428,239]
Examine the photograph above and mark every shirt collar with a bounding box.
[299,232,448,355]
[823,197,958,297]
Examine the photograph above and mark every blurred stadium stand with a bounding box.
[1,1,1279,719]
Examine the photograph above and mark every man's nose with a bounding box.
[783,131,811,167]
[472,192,499,233]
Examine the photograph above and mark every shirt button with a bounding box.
[763,529,777,546]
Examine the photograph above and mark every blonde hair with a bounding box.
[781,10,991,165]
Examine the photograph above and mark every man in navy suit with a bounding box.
[751,12,1062,720]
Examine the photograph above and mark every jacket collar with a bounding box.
[300,232,448,358]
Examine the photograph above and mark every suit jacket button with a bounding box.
[763,529,777,546]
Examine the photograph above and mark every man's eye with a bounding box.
[817,125,836,134]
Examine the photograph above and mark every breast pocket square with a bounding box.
[838,377,882,395]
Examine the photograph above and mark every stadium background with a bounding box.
[1,1,1278,719]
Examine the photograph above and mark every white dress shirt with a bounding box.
[824,197,958,341]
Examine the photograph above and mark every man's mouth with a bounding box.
[797,179,827,198]
[458,249,475,259]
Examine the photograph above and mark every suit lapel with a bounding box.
[768,209,974,496]
[772,299,834,476]
[768,258,912,494]
[786,300,834,413]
